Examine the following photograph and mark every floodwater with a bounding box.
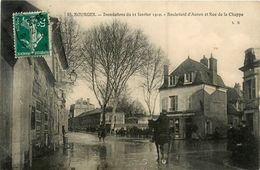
[32,132,234,170]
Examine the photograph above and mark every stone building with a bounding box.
[159,55,228,139]
[73,108,125,132]
[124,115,151,130]
[1,1,69,169]
[227,83,243,127]
[73,98,95,117]
[239,48,260,137]
[68,98,95,131]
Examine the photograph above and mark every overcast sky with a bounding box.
[32,1,260,113]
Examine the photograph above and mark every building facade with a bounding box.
[73,98,95,117]
[159,55,228,139]
[239,48,260,137]
[227,83,243,127]
[1,1,69,169]
[68,98,95,131]
[73,108,125,132]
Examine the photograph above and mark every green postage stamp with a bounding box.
[13,11,50,58]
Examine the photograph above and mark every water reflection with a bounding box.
[32,133,230,170]
[97,144,108,170]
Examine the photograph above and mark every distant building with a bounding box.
[159,55,228,139]
[239,48,260,137]
[73,98,95,117]
[227,83,243,127]
[72,108,125,132]
[68,98,95,131]
[124,115,151,130]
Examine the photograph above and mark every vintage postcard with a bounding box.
[1,0,259,170]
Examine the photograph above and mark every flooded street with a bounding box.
[31,132,234,170]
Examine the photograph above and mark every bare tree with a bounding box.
[81,20,150,126]
[139,47,168,117]
[59,16,83,75]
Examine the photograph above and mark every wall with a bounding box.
[254,67,260,138]
[203,85,228,136]
[105,112,125,125]
[0,57,13,169]
[12,58,33,169]
[242,65,260,137]
[159,84,228,138]
[160,85,204,112]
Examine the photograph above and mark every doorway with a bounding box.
[185,118,193,139]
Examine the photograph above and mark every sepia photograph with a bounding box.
[1,0,260,170]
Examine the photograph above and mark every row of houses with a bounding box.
[69,49,259,140]
[1,1,71,169]
[159,49,259,139]
[68,101,151,132]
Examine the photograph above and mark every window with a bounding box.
[174,118,180,134]
[162,97,168,111]
[205,120,212,135]
[246,113,254,132]
[245,79,256,99]
[169,76,178,86]
[184,72,194,84]
[169,96,178,111]
[188,97,192,110]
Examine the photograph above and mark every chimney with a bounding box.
[163,65,169,86]
[209,54,217,85]
[80,98,83,107]
[200,55,208,68]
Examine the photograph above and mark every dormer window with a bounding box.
[184,72,194,84]
[169,76,178,86]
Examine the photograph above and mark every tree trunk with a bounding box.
[110,98,118,133]
[102,104,106,126]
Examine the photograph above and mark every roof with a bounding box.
[76,108,125,118]
[160,57,225,90]
[239,48,260,71]
[50,17,69,70]
[77,108,102,118]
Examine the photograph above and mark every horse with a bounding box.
[148,119,172,164]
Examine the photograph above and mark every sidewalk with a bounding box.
[223,157,259,170]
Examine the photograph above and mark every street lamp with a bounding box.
[55,70,78,87]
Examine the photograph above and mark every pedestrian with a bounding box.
[237,121,251,164]
[213,127,220,140]
[227,123,236,155]
[191,125,200,147]
[98,123,106,142]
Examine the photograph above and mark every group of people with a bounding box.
[227,121,257,164]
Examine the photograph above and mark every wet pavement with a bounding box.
[32,132,234,170]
